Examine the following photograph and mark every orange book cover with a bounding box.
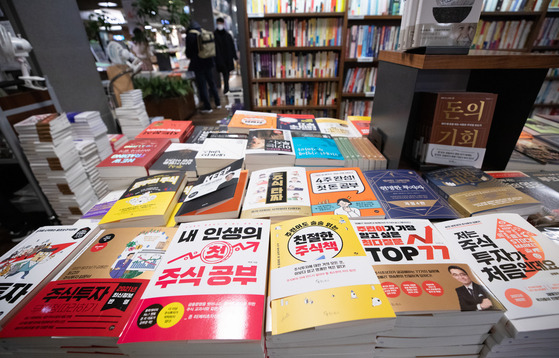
[306,167,385,219]
[228,110,277,133]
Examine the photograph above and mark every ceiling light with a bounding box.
[98,2,118,7]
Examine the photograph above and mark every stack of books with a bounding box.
[107,133,128,152]
[135,119,194,143]
[14,113,98,224]
[96,138,171,190]
[74,139,110,202]
[67,111,112,160]
[245,128,296,172]
[149,142,200,178]
[195,136,248,175]
[353,219,505,358]
[292,131,346,169]
[116,89,150,139]
[334,137,387,170]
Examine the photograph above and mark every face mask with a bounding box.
[217,24,224,30]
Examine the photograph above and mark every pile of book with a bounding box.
[74,139,110,200]
[13,113,98,224]
[67,111,112,160]
[116,89,150,139]
[136,119,194,143]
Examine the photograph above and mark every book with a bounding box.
[185,125,226,144]
[75,189,126,226]
[515,137,559,165]
[194,137,248,175]
[434,214,559,351]
[486,170,559,228]
[363,169,459,220]
[0,226,177,351]
[316,117,361,138]
[423,166,542,218]
[524,116,559,136]
[99,172,187,228]
[240,167,312,223]
[525,171,559,193]
[291,131,345,168]
[414,92,498,168]
[227,110,277,134]
[135,120,194,143]
[174,170,248,223]
[174,159,243,216]
[347,115,371,136]
[411,0,484,49]
[96,138,171,189]
[148,142,200,178]
[269,215,395,336]
[107,133,128,152]
[245,128,296,171]
[306,167,385,219]
[276,114,319,132]
[117,219,270,357]
[0,225,97,329]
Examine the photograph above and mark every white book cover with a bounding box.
[118,219,270,344]
[0,225,97,327]
[435,213,559,330]
[246,129,295,156]
[195,137,247,161]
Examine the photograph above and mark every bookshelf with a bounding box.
[369,50,559,170]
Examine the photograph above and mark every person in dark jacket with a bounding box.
[185,21,221,114]
[448,265,493,311]
[214,17,238,94]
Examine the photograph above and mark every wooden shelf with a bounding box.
[247,12,344,19]
[250,46,343,52]
[344,58,379,65]
[254,105,337,111]
[377,50,559,70]
[481,11,543,17]
[532,46,559,51]
[347,15,401,20]
[342,92,375,98]
[533,103,559,107]
[252,77,340,82]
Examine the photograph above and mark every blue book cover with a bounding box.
[292,131,344,164]
[363,169,459,220]
[276,115,319,132]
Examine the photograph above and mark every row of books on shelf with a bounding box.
[535,78,559,105]
[347,0,403,16]
[248,18,343,48]
[1,206,558,356]
[482,0,546,12]
[347,25,400,59]
[471,19,534,50]
[251,51,339,79]
[252,82,338,107]
[341,99,375,118]
[248,0,345,14]
[343,66,377,93]
[535,17,559,47]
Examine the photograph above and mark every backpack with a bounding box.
[189,28,216,59]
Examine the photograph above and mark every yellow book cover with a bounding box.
[99,172,187,228]
[270,215,395,335]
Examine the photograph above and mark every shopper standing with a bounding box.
[214,17,237,94]
[130,28,153,71]
[186,21,221,114]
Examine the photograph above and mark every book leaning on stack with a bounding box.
[352,219,505,358]
[118,219,270,358]
[0,226,177,356]
[266,215,396,358]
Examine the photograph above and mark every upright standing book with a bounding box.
[118,219,270,357]
[306,167,385,219]
[363,169,459,220]
[0,225,96,329]
[0,227,177,350]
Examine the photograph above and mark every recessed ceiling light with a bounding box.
[98,2,118,7]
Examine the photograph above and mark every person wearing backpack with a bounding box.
[186,21,221,114]
[214,17,238,94]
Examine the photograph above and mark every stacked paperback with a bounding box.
[136,119,194,143]
[116,89,150,138]
[195,135,248,175]
[67,111,112,160]
[14,113,98,224]
[73,139,110,202]
[246,128,295,171]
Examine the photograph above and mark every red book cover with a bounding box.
[96,138,171,175]
[135,120,193,143]
[0,227,177,340]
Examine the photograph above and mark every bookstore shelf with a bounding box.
[342,93,375,98]
[249,46,344,51]
[247,11,344,18]
[252,77,340,82]
[254,105,338,111]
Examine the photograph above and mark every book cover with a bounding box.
[240,167,312,222]
[135,120,193,143]
[423,166,542,217]
[515,137,559,165]
[118,219,270,345]
[96,138,171,177]
[175,159,243,214]
[269,215,395,335]
[195,137,248,162]
[276,114,320,132]
[434,214,559,331]
[347,116,371,136]
[148,142,199,177]
[316,117,361,138]
[416,92,498,168]
[412,0,484,48]
[306,167,385,219]
[525,171,559,193]
[185,125,225,144]
[174,170,248,223]
[524,117,559,136]
[246,129,295,156]
[0,227,177,338]
[291,131,345,166]
[99,172,187,228]
[363,169,459,220]
[227,110,277,134]
[0,225,96,328]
